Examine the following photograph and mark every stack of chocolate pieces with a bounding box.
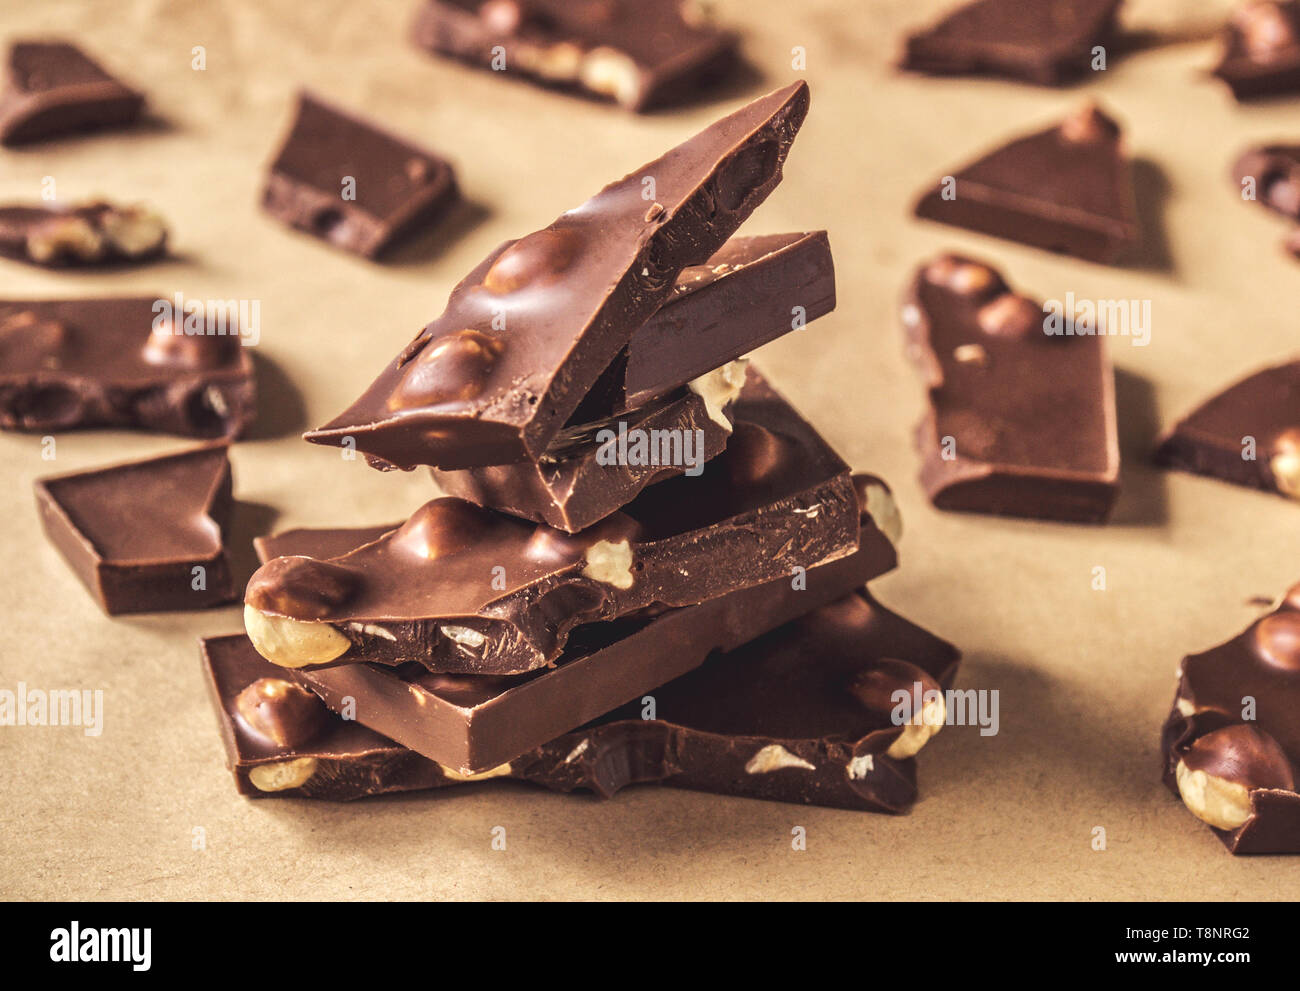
[205,83,961,813]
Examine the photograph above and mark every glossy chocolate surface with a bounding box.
[0,41,144,146]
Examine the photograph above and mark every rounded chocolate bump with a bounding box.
[391,498,492,561]
[1176,724,1295,830]
[1251,611,1300,671]
[141,320,239,370]
[1283,580,1300,612]
[1265,175,1300,215]
[977,293,1042,339]
[923,256,1002,298]
[479,0,529,33]
[388,329,504,411]
[852,473,902,545]
[1234,2,1296,58]
[524,526,586,565]
[0,310,67,355]
[1268,428,1300,498]
[849,659,945,759]
[1059,103,1119,144]
[245,555,358,619]
[235,677,330,749]
[482,228,582,295]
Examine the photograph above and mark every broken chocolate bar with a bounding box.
[1212,1,1300,100]
[914,103,1139,264]
[431,362,743,532]
[0,41,144,146]
[0,298,256,438]
[900,0,1122,86]
[1153,359,1300,500]
[35,444,236,615]
[206,586,956,810]
[247,368,861,675]
[901,254,1120,523]
[303,82,810,470]
[1162,584,1300,853]
[0,201,167,267]
[253,474,900,774]
[410,0,738,112]
[262,92,459,259]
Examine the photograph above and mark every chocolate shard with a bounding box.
[901,254,1120,523]
[1153,359,1300,500]
[1212,1,1300,100]
[913,102,1139,264]
[273,483,899,774]
[1162,583,1300,853]
[900,0,1122,85]
[0,298,256,438]
[262,92,459,259]
[0,201,167,268]
[35,444,236,615]
[302,82,810,470]
[206,587,956,811]
[431,362,743,532]
[0,41,144,146]
[410,0,739,112]
[247,367,866,675]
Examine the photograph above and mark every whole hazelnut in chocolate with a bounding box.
[482,227,582,295]
[977,293,1043,339]
[141,319,239,370]
[849,658,946,759]
[1175,724,1296,831]
[245,555,359,619]
[924,255,1003,298]
[1234,2,1298,59]
[1251,610,1300,671]
[1268,427,1300,498]
[392,498,493,560]
[388,328,504,411]
[235,677,330,749]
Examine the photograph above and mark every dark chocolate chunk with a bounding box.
[246,368,867,675]
[430,362,742,532]
[1163,584,1300,853]
[1212,1,1300,100]
[1153,359,1300,500]
[0,41,144,146]
[0,298,256,438]
[0,201,167,268]
[901,254,1120,522]
[254,481,900,774]
[913,102,1139,264]
[35,444,237,615]
[302,82,810,470]
[901,0,1122,85]
[262,92,459,259]
[410,0,739,112]
[207,585,955,811]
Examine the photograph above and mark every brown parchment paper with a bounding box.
[2,0,1299,901]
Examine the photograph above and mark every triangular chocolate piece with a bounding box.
[1212,1,1300,100]
[914,103,1139,264]
[1154,359,1300,500]
[0,41,143,146]
[34,445,236,615]
[303,82,810,470]
[901,0,1121,85]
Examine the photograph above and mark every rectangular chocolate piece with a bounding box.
[0,41,144,146]
[0,298,256,438]
[35,444,236,615]
[1162,584,1300,854]
[245,368,867,675]
[1212,2,1300,100]
[0,201,167,268]
[254,487,899,775]
[901,254,1120,523]
[302,83,809,470]
[431,365,741,532]
[263,92,459,259]
[410,0,739,112]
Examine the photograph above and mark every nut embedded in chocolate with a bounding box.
[246,555,359,619]
[481,228,584,295]
[923,255,1001,298]
[1268,427,1300,498]
[141,321,240,371]
[977,293,1042,339]
[1059,102,1119,144]
[235,677,330,749]
[1251,610,1300,671]
[849,658,946,758]
[1175,724,1296,831]
[248,756,319,793]
[1235,1,1298,58]
[388,329,505,411]
[390,498,494,560]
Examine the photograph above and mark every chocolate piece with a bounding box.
[303,82,810,470]
[410,0,738,112]
[431,363,742,532]
[1163,585,1300,853]
[1153,359,1300,500]
[207,588,956,810]
[901,254,1120,522]
[262,92,459,259]
[247,368,865,674]
[901,0,1121,85]
[262,480,899,773]
[34,444,236,615]
[0,201,167,268]
[0,41,144,146]
[0,298,256,438]
[1212,1,1300,100]
[913,103,1139,264]
[1233,144,1300,219]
